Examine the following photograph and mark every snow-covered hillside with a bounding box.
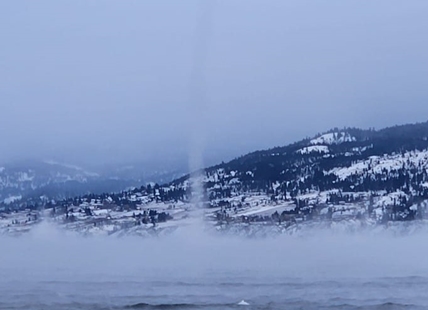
[297,145,330,154]
[329,149,428,181]
[3,121,428,236]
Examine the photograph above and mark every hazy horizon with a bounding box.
[1,1,428,168]
[1,119,427,170]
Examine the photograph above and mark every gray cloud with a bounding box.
[1,0,427,167]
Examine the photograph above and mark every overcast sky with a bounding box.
[1,1,428,168]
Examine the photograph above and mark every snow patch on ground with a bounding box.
[329,149,428,180]
[374,191,408,208]
[18,172,34,182]
[297,145,329,154]
[310,132,356,145]
[4,195,22,204]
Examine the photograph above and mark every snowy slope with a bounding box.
[310,132,356,145]
[329,150,428,181]
[297,145,329,154]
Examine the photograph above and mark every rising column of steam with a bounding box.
[189,132,205,209]
[188,1,215,209]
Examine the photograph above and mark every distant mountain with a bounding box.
[0,160,186,208]
[98,161,187,186]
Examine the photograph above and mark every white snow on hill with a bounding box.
[17,172,34,182]
[374,191,408,208]
[297,145,329,154]
[310,132,356,145]
[4,195,22,205]
[328,149,428,180]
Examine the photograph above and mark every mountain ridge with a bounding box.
[0,159,186,206]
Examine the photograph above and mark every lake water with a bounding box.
[2,275,428,310]
[1,223,428,310]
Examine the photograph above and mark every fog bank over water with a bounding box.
[1,223,428,282]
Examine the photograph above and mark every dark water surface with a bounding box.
[2,274,428,310]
